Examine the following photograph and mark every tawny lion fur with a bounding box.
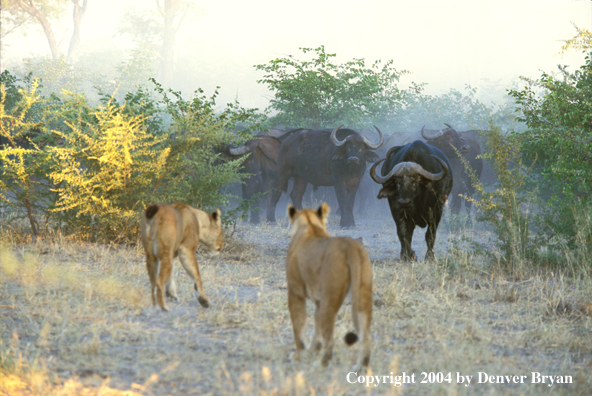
[286,203,373,371]
[140,202,223,311]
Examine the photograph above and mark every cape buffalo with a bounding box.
[422,124,483,215]
[370,140,452,261]
[219,135,281,223]
[266,125,384,228]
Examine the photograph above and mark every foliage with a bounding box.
[466,126,539,270]
[2,0,86,61]
[149,80,257,211]
[559,23,592,54]
[508,53,592,250]
[113,44,158,97]
[21,56,92,97]
[1,65,265,242]
[1,0,68,38]
[47,96,171,242]
[117,8,163,47]
[389,84,518,132]
[0,74,56,240]
[255,46,407,129]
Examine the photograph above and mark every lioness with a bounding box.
[140,202,223,311]
[286,203,373,371]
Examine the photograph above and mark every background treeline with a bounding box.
[1,43,591,270]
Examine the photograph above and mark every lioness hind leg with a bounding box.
[319,308,338,367]
[288,291,306,361]
[145,253,158,307]
[165,267,180,303]
[311,301,324,351]
[351,311,372,372]
[178,246,209,308]
[351,278,373,371]
[156,254,173,311]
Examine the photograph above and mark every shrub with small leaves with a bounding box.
[48,95,170,242]
[465,126,539,271]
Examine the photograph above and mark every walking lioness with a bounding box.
[140,202,223,311]
[286,203,373,371]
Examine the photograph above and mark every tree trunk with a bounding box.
[159,0,181,86]
[25,197,39,243]
[66,0,88,64]
[14,0,61,60]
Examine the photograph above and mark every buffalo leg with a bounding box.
[241,182,260,224]
[395,218,416,261]
[334,181,357,228]
[267,173,290,223]
[290,177,308,209]
[425,209,443,261]
[450,190,462,215]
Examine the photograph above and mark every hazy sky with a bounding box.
[3,0,591,110]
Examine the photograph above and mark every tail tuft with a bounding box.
[344,332,359,346]
[145,204,159,220]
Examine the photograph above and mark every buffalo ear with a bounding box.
[365,151,380,163]
[377,188,393,199]
[287,205,298,222]
[317,202,331,224]
[332,147,346,161]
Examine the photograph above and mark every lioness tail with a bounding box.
[145,204,159,220]
[344,332,359,345]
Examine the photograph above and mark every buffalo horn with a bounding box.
[369,159,387,184]
[369,155,448,184]
[421,125,444,140]
[330,125,349,146]
[361,126,384,150]
[443,123,455,130]
[229,145,251,156]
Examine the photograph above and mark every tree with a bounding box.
[117,1,197,87]
[508,53,592,248]
[2,0,87,63]
[255,46,408,129]
[0,72,58,241]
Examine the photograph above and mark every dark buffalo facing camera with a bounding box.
[266,125,384,228]
[370,140,453,261]
[421,124,483,215]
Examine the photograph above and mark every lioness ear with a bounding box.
[287,205,298,222]
[317,202,330,222]
[212,209,221,223]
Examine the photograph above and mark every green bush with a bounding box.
[1,70,264,242]
[255,45,407,129]
[48,96,170,242]
[0,73,57,241]
[508,52,592,252]
[466,126,539,271]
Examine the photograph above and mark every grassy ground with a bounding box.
[1,215,591,395]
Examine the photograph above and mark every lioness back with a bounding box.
[285,203,372,371]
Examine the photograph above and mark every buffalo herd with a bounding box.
[223,124,490,261]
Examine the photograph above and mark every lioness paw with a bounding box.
[198,296,210,308]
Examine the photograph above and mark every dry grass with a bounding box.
[1,217,592,395]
